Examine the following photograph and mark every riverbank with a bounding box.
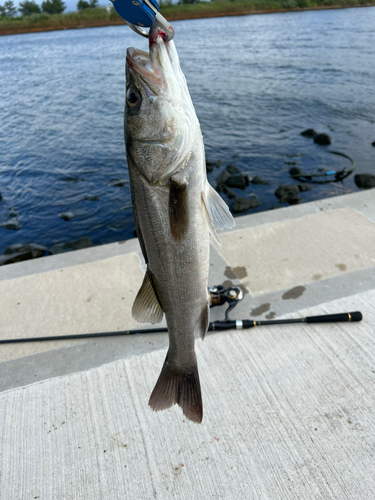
[1,0,374,36]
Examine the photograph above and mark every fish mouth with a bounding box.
[126,47,162,95]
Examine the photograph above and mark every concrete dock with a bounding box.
[0,189,374,499]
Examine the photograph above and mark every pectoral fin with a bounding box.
[169,177,189,242]
[202,182,235,246]
[132,268,163,324]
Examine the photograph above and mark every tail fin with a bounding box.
[148,351,203,423]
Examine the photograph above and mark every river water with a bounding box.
[1,7,374,254]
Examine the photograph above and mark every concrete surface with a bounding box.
[0,291,374,499]
[219,208,375,295]
[0,253,146,363]
[0,190,374,499]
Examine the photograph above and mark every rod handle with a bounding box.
[209,321,236,331]
[306,311,362,323]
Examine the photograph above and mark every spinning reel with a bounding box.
[208,285,243,321]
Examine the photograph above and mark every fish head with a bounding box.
[125,29,197,184]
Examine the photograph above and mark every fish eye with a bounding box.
[126,88,141,107]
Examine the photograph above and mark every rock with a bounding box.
[61,176,81,183]
[222,186,236,199]
[298,183,313,192]
[289,167,302,177]
[216,165,244,186]
[1,218,19,230]
[284,161,298,165]
[226,164,241,175]
[354,174,375,189]
[25,243,47,257]
[251,176,270,186]
[275,184,302,205]
[49,237,93,255]
[314,133,331,146]
[59,212,75,221]
[8,209,18,218]
[0,243,47,266]
[206,161,214,172]
[216,170,231,186]
[109,179,128,187]
[85,195,100,201]
[4,243,46,258]
[287,195,302,205]
[0,192,2,201]
[372,140,375,147]
[226,174,249,190]
[301,129,317,138]
[216,160,223,167]
[0,252,32,267]
[232,195,260,213]
[275,184,300,204]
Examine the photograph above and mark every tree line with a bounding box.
[0,0,99,17]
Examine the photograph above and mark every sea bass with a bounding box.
[125,28,234,423]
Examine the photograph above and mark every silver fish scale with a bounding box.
[127,139,209,366]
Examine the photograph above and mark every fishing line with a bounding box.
[289,150,356,184]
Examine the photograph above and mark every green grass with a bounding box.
[160,0,372,17]
[0,0,373,35]
[0,7,123,33]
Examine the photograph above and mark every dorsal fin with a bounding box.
[132,268,163,324]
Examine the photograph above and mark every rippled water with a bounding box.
[1,7,374,254]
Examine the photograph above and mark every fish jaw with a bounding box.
[126,47,163,96]
[125,34,198,185]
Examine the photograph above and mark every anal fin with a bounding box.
[195,302,209,340]
[132,268,163,324]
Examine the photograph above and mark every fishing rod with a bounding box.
[210,311,362,331]
[0,285,362,344]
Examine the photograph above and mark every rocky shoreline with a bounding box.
[206,129,375,214]
[0,237,94,266]
[1,129,374,267]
